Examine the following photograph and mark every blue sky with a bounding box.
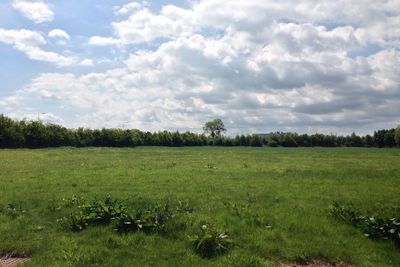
[0,0,399,134]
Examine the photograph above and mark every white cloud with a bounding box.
[0,28,46,46]
[114,2,142,15]
[48,29,70,40]
[78,59,94,66]
[0,28,89,67]
[7,33,400,133]
[12,0,54,24]
[88,36,120,46]
[90,4,195,45]
[90,0,400,47]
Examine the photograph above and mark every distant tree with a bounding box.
[130,129,143,146]
[203,119,226,138]
[0,114,24,148]
[383,129,396,147]
[222,137,234,146]
[395,126,400,147]
[280,133,298,147]
[158,131,172,146]
[23,120,47,148]
[239,135,250,146]
[349,132,363,147]
[76,128,94,147]
[373,130,387,148]
[250,135,263,147]
[267,138,278,147]
[171,131,184,146]
[363,134,374,147]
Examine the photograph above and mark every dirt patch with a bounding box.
[0,257,31,267]
[279,260,349,267]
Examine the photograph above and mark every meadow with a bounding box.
[0,147,399,266]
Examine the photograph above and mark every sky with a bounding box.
[0,0,399,135]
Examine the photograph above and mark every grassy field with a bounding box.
[0,147,399,266]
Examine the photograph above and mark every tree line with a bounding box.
[1,114,399,148]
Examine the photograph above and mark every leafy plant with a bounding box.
[115,202,173,234]
[69,211,89,231]
[67,195,126,231]
[192,224,233,258]
[329,201,400,246]
[83,195,126,225]
[328,201,362,226]
[63,196,194,239]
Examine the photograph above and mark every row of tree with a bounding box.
[1,114,399,148]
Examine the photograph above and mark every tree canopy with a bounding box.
[203,119,226,138]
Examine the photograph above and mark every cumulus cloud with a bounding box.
[90,3,195,45]
[3,0,400,134]
[12,0,54,24]
[0,28,90,67]
[8,35,400,133]
[89,0,398,47]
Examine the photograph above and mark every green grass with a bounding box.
[0,147,399,266]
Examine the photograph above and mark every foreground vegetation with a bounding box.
[1,114,400,148]
[0,147,400,266]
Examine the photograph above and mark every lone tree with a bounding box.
[203,119,226,138]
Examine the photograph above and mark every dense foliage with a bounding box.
[1,114,399,148]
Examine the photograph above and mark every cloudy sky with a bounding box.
[0,0,399,135]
